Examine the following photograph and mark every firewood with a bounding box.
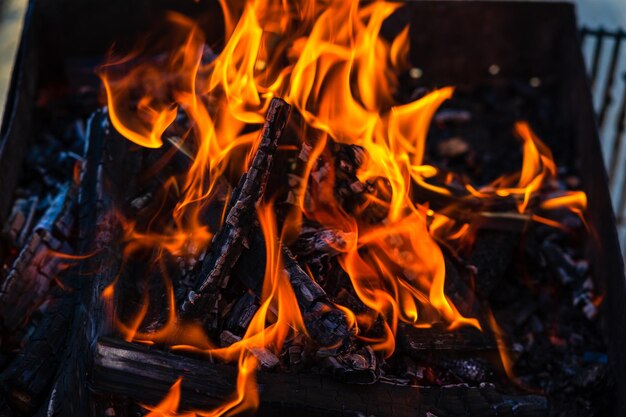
[0,182,77,339]
[226,233,351,347]
[182,98,291,319]
[91,337,549,417]
[282,247,351,347]
[2,196,38,248]
[223,291,258,335]
[40,109,130,417]
[292,228,352,258]
[397,324,496,353]
[0,289,76,415]
[321,345,379,384]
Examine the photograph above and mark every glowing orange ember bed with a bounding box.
[0,1,623,417]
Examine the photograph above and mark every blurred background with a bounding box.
[1,0,625,126]
[572,0,626,27]
[1,0,626,250]
[0,0,26,119]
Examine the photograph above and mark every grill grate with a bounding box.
[581,26,626,257]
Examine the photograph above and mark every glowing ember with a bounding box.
[96,0,588,414]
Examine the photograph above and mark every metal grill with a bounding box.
[580,26,626,257]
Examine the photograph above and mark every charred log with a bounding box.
[397,324,496,353]
[40,110,130,416]
[227,232,351,347]
[92,337,548,417]
[2,196,38,249]
[0,183,77,340]
[182,98,291,319]
[282,247,352,347]
[321,345,379,384]
[0,290,76,415]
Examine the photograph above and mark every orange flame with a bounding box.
[99,0,588,413]
[143,378,188,417]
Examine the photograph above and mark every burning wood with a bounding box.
[181,98,291,320]
[281,246,352,347]
[92,337,549,417]
[0,1,612,416]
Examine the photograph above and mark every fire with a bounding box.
[98,0,588,414]
[143,378,186,417]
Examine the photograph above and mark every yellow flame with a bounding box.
[99,1,588,414]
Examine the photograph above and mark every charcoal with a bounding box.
[223,292,258,335]
[287,335,305,366]
[573,291,598,320]
[540,240,583,285]
[434,109,472,125]
[248,346,280,370]
[282,247,327,308]
[322,346,379,384]
[440,358,495,384]
[219,330,241,348]
[283,247,352,347]
[227,235,352,347]
[572,363,608,390]
[0,41,608,417]
[442,252,483,320]
[469,230,519,298]
[292,229,353,257]
[438,136,470,158]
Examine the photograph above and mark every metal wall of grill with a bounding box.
[580,27,626,258]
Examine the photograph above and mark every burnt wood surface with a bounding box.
[0,182,77,338]
[182,98,291,319]
[398,325,496,353]
[0,1,621,415]
[39,110,131,416]
[281,246,351,347]
[0,290,75,415]
[226,234,352,347]
[92,337,548,417]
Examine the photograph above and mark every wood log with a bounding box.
[91,337,549,417]
[40,109,132,417]
[182,98,291,319]
[0,289,76,415]
[0,182,77,340]
[397,324,496,353]
[2,195,38,248]
[321,345,379,384]
[292,228,352,258]
[223,291,258,335]
[227,233,351,347]
[282,247,351,347]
